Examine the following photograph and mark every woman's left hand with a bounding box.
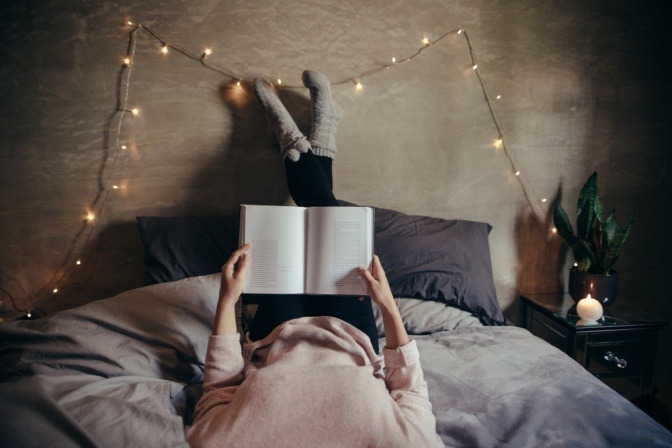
[218,243,251,306]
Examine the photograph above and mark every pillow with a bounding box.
[372,299,482,336]
[137,205,505,325]
[362,203,505,326]
[136,216,239,285]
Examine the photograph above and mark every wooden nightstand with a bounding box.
[519,293,668,401]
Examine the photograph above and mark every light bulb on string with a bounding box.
[76,260,82,265]
[131,108,139,116]
[496,95,501,99]
[85,211,95,223]
[123,57,131,66]
[515,171,521,176]
[355,80,363,91]
[161,44,169,54]
[422,37,430,46]
[494,138,503,149]
[391,57,396,63]
[472,64,478,70]
[277,79,282,85]
[53,288,58,294]
[457,29,463,35]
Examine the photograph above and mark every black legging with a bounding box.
[247,150,380,353]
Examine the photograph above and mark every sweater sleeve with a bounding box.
[191,334,245,422]
[383,339,443,447]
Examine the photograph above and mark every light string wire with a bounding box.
[1,21,549,318]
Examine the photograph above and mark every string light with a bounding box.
[2,22,549,320]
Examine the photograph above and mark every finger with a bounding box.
[357,266,377,288]
[372,255,388,283]
[224,243,252,273]
[234,252,250,278]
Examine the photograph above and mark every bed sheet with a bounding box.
[1,274,670,447]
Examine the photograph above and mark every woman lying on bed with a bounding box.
[186,71,443,448]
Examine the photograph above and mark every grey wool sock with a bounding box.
[253,77,311,162]
[302,70,341,159]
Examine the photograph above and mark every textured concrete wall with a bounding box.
[1,1,671,413]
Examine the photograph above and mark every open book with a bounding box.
[239,204,374,296]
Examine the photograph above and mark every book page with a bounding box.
[305,207,373,295]
[240,205,306,294]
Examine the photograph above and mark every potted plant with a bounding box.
[553,172,635,306]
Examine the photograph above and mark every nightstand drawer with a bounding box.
[585,340,643,377]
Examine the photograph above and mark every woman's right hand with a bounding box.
[218,243,251,307]
[358,255,395,309]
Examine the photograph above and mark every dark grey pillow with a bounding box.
[137,205,505,326]
[369,204,504,326]
[136,216,239,285]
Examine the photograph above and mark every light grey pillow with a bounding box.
[373,298,482,337]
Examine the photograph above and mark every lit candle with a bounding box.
[576,294,603,322]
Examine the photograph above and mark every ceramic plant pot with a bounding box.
[568,267,619,307]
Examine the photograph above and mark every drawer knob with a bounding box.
[604,351,628,369]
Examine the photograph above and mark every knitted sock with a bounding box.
[302,70,341,159]
[253,77,311,162]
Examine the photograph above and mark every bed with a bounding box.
[1,204,671,447]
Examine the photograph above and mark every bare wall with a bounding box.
[1,0,671,413]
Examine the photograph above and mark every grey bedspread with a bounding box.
[1,274,670,447]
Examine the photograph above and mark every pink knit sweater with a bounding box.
[187,316,443,448]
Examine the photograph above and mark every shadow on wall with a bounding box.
[42,81,314,314]
[506,185,566,323]
[185,80,314,214]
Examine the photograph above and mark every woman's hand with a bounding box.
[358,255,395,309]
[218,243,252,307]
[358,255,409,349]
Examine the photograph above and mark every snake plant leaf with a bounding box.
[602,208,618,248]
[602,213,636,271]
[577,172,598,243]
[553,204,574,241]
[577,256,592,272]
[590,218,604,269]
[576,239,596,272]
[554,203,593,268]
